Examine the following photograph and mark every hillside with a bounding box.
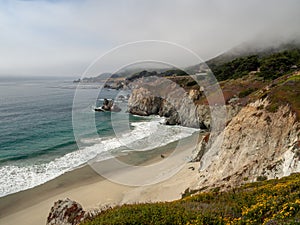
[208,48,300,81]
[79,49,300,225]
[82,173,300,225]
[48,47,300,225]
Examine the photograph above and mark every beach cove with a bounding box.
[0,134,201,225]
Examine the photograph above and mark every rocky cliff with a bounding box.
[192,99,300,191]
[127,72,300,191]
[128,77,240,129]
[128,77,200,128]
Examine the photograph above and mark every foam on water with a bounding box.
[0,117,198,197]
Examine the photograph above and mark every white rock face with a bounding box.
[194,99,300,190]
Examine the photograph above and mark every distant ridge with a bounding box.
[76,40,300,81]
[206,39,300,67]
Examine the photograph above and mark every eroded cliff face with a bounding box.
[127,76,299,190]
[128,78,200,127]
[127,87,164,116]
[193,99,300,191]
[128,77,240,129]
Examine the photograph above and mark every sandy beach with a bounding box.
[0,134,201,225]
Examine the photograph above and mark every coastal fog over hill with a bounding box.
[0,0,299,77]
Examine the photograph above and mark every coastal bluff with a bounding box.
[193,99,300,191]
[126,72,300,192]
[44,51,300,224]
[43,83,300,225]
[127,77,239,129]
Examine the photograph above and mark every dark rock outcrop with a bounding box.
[95,98,121,112]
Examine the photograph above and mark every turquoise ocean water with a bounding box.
[0,77,197,197]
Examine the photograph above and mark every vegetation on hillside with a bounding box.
[205,41,300,73]
[251,71,300,118]
[123,48,300,85]
[126,69,188,82]
[209,49,300,81]
[209,55,260,80]
[82,173,300,225]
[259,49,300,79]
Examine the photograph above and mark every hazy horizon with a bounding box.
[1,0,300,77]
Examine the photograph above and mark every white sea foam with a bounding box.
[97,98,112,101]
[0,117,198,197]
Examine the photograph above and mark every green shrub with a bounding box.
[256,175,268,181]
[259,49,300,80]
[211,55,259,81]
[238,87,258,98]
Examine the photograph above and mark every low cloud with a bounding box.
[0,0,299,76]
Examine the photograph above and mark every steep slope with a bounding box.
[194,71,300,190]
[196,99,299,190]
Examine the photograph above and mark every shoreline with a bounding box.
[0,114,197,199]
[0,133,202,225]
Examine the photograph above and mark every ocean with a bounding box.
[0,77,197,197]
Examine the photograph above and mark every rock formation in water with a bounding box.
[96,98,121,112]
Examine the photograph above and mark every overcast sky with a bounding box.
[0,0,299,77]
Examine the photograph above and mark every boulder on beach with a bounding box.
[46,198,86,225]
